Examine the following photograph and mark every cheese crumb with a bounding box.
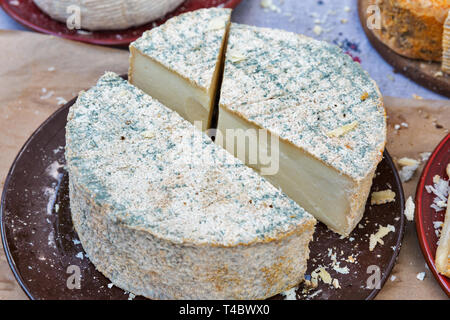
[313,25,323,36]
[327,121,358,138]
[404,196,415,221]
[332,279,341,289]
[317,268,332,284]
[371,190,396,205]
[40,90,55,100]
[412,94,423,100]
[397,157,420,182]
[260,0,281,13]
[416,272,426,281]
[208,17,227,31]
[229,51,247,63]
[56,97,68,105]
[433,175,441,184]
[281,287,297,300]
[397,157,419,167]
[399,165,419,183]
[369,224,395,251]
[141,130,155,139]
[420,152,431,162]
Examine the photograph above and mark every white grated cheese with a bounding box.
[404,196,415,221]
[397,157,420,183]
[425,177,449,212]
[420,152,431,162]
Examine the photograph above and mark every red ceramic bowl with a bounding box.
[415,133,450,297]
[0,0,243,46]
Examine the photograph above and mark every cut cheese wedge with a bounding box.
[66,72,316,299]
[129,8,231,131]
[217,24,387,236]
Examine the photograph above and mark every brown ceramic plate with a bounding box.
[1,89,405,300]
[358,0,450,98]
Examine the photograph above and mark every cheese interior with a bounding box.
[131,48,212,131]
[217,108,356,234]
[129,9,230,131]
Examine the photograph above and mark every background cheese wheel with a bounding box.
[33,0,185,31]
[369,0,450,62]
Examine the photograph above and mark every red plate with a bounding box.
[0,0,243,46]
[416,133,450,297]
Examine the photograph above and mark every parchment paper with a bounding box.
[0,30,448,300]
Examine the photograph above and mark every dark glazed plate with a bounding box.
[0,0,243,46]
[1,94,405,300]
[415,134,450,297]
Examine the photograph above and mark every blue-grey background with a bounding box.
[0,0,447,100]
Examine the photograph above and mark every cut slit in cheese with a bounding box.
[216,24,386,237]
[129,8,231,131]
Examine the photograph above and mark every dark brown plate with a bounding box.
[1,96,405,300]
[358,0,450,98]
